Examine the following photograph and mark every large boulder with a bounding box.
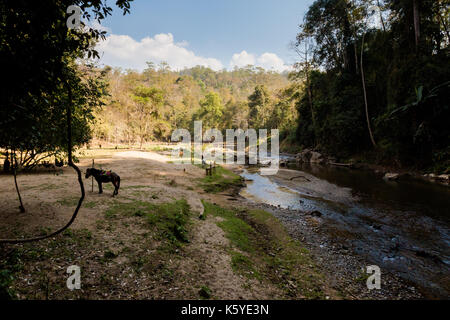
[295,149,326,164]
[295,149,312,163]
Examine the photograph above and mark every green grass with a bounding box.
[104,199,192,250]
[84,201,97,208]
[124,185,152,190]
[230,251,260,279]
[39,183,60,191]
[57,197,99,209]
[198,285,212,299]
[202,201,326,299]
[198,166,244,193]
[148,145,172,152]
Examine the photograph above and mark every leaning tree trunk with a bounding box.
[12,151,25,213]
[361,33,377,148]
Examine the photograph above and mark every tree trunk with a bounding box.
[413,0,420,51]
[12,151,25,213]
[438,13,450,45]
[304,43,318,147]
[306,72,318,146]
[361,33,377,148]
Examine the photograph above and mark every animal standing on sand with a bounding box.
[85,168,121,197]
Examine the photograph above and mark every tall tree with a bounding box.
[195,92,225,130]
[248,85,271,129]
[295,31,319,146]
[360,32,376,147]
[413,0,421,50]
[131,86,164,149]
[0,0,133,241]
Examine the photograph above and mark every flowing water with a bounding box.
[239,163,450,298]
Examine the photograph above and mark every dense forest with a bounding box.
[294,0,449,172]
[92,65,296,149]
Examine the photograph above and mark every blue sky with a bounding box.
[94,0,314,72]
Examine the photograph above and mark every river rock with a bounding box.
[310,151,325,164]
[279,159,288,167]
[307,210,322,217]
[437,174,450,182]
[423,173,449,184]
[295,149,325,164]
[295,149,312,163]
[383,173,400,181]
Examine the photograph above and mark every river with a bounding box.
[239,163,450,298]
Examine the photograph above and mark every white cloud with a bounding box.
[95,33,292,73]
[257,53,291,72]
[96,33,223,71]
[230,50,256,68]
[230,50,291,72]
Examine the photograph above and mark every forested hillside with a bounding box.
[92,65,299,149]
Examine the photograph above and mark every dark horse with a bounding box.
[85,168,121,197]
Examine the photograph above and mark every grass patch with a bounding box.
[57,197,97,208]
[84,201,97,208]
[198,166,244,193]
[148,145,172,152]
[145,200,191,247]
[202,201,325,299]
[39,183,60,191]
[125,185,152,190]
[104,199,192,250]
[230,251,260,279]
[198,285,212,299]
[56,196,79,207]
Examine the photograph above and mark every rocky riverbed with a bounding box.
[243,201,423,299]
[236,165,450,299]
